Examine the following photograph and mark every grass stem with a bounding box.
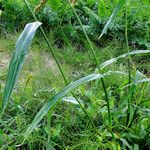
[69,2,112,128]
[68,2,119,148]
[125,0,132,127]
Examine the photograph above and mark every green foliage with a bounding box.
[0,0,150,149]
[1,0,35,31]
[1,28,150,149]
[1,0,150,48]
[38,6,59,26]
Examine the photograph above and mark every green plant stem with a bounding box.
[125,0,132,127]
[23,0,99,136]
[125,1,131,84]
[69,2,112,128]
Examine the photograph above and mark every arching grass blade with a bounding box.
[24,73,103,139]
[99,50,150,70]
[24,71,128,139]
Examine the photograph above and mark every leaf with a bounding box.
[135,78,150,84]
[133,144,139,150]
[120,138,132,150]
[100,50,150,70]
[24,74,104,139]
[24,71,127,139]
[2,22,42,114]
[62,97,83,105]
[98,0,125,39]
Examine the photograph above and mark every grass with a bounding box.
[0,29,150,149]
[1,0,150,149]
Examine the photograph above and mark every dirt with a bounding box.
[42,52,59,73]
[0,52,10,69]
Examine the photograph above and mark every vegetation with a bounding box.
[0,0,150,149]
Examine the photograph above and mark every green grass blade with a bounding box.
[121,78,150,89]
[24,74,104,139]
[133,78,150,84]
[120,138,132,150]
[100,50,150,70]
[69,1,112,129]
[24,70,127,139]
[62,97,83,105]
[98,0,125,39]
[2,22,42,114]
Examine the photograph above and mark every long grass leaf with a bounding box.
[135,78,150,84]
[69,1,112,129]
[100,50,150,70]
[98,0,125,39]
[24,70,128,139]
[62,97,83,105]
[122,78,150,89]
[24,74,103,139]
[2,22,42,113]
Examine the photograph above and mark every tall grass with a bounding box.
[1,0,150,149]
[68,1,126,148]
